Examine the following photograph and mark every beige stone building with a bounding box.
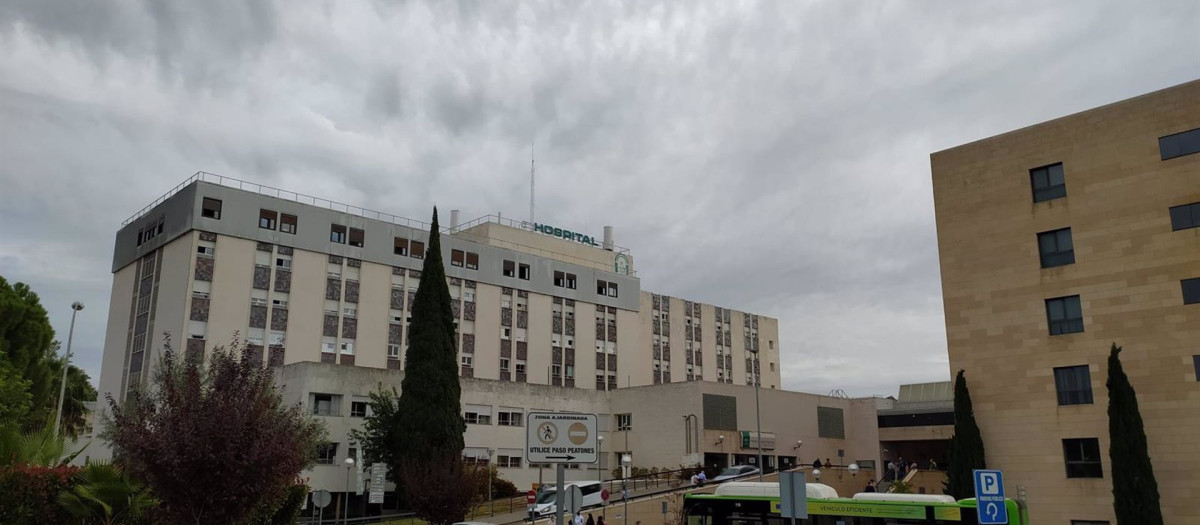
[931,80,1200,524]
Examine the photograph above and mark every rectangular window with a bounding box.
[554,271,565,287]
[461,354,474,367]
[388,344,401,359]
[197,246,215,257]
[1054,365,1093,405]
[394,237,409,256]
[464,405,492,425]
[503,260,516,277]
[608,282,619,298]
[1159,127,1200,160]
[616,413,632,431]
[1046,295,1084,335]
[515,362,526,375]
[451,249,465,267]
[497,410,523,426]
[276,257,291,269]
[1063,438,1103,478]
[201,197,223,219]
[330,225,347,244]
[597,280,608,295]
[500,358,510,372]
[465,252,479,270]
[312,393,339,416]
[1183,278,1200,305]
[566,273,577,290]
[1170,202,1200,231]
[316,443,338,464]
[340,341,355,354]
[1038,228,1076,268]
[280,213,297,234]
[1030,162,1067,203]
[1193,355,1199,382]
[348,228,364,247]
[259,209,278,230]
[498,455,522,468]
[518,264,531,280]
[350,401,368,418]
[410,240,425,259]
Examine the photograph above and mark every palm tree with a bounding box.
[0,425,83,467]
[57,461,157,525]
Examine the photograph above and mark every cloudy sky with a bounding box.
[1,1,1196,397]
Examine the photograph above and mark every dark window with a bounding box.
[1169,202,1200,231]
[1159,127,1200,160]
[1038,228,1075,268]
[597,280,608,295]
[259,209,277,230]
[877,411,955,428]
[451,249,465,267]
[565,273,577,290]
[1183,278,1200,305]
[348,228,364,247]
[608,282,619,298]
[465,252,479,270]
[1030,163,1067,203]
[518,263,530,280]
[554,271,565,287]
[1194,355,1200,381]
[1054,365,1093,405]
[1062,438,1103,478]
[410,240,425,259]
[201,197,222,219]
[316,443,338,465]
[1046,295,1084,335]
[280,214,297,234]
[350,401,368,418]
[394,237,408,256]
[330,225,347,244]
[817,406,845,439]
[503,260,515,277]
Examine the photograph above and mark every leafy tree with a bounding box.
[401,461,486,525]
[52,363,97,440]
[944,369,986,499]
[1107,344,1163,525]
[56,460,157,525]
[352,385,405,488]
[0,276,59,430]
[104,336,325,525]
[0,363,33,429]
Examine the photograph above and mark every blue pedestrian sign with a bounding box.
[973,469,1008,524]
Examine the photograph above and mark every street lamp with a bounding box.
[598,435,605,482]
[53,302,84,437]
[487,448,495,516]
[812,469,821,482]
[748,345,763,481]
[621,454,632,525]
[344,457,355,525]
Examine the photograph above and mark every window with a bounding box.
[259,209,278,230]
[330,225,347,244]
[312,393,339,416]
[554,271,565,287]
[1054,365,1093,405]
[566,273,577,289]
[503,260,515,277]
[394,237,409,256]
[197,246,215,257]
[350,401,368,418]
[280,213,297,234]
[1183,278,1200,305]
[201,197,222,219]
[1030,162,1067,203]
[1038,228,1076,268]
[410,240,425,259]
[616,413,632,431]
[497,410,523,426]
[597,280,608,295]
[518,263,530,280]
[349,228,364,247]
[275,257,291,269]
[316,443,338,464]
[497,455,522,468]
[1046,295,1084,335]
[607,282,618,298]
[461,354,474,367]
[388,344,401,359]
[321,341,335,354]
[1170,202,1200,231]
[451,249,465,267]
[502,327,511,339]
[1062,438,1103,478]
[465,252,479,270]
[500,358,510,372]
[515,362,526,375]
[1193,355,1199,381]
[343,306,357,318]
[1159,127,1200,160]
[464,405,492,425]
[340,341,355,354]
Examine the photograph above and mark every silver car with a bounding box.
[711,465,760,482]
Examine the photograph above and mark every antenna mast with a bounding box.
[529,142,535,226]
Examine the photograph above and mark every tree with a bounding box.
[104,336,325,525]
[56,460,157,525]
[351,385,405,488]
[401,461,486,525]
[944,369,986,499]
[0,363,32,429]
[1107,344,1163,525]
[0,276,59,430]
[0,425,82,467]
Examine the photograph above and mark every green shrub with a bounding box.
[0,465,78,524]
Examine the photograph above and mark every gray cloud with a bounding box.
[1,0,1196,397]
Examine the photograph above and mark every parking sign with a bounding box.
[972,469,1008,524]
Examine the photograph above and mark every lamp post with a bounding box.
[53,302,84,437]
[748,345,763,481]
[598,435,605,483]
[487,448,495,516]
[621,454,632,525]
[344,457,355,525]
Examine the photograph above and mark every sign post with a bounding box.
[973,469,1009,525]
[779,471,808,525]
[526,413,599,525]
[368,463,387,504]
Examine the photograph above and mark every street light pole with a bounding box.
[344,457,355,525]
[487,448,495,516]
[53,302,84,437]
[750,346,763,481]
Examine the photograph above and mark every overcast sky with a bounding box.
[1,1,1196,397]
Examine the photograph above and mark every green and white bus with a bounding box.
[683,482,1030,525]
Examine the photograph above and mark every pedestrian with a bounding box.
[586,515,595,525]
[691,472,699,485]
[864,480,876,493]
[823,458,832,469]
[574,513,584,525]
[811,458,821,469]
[887,460,896,477]
[697,470,707,486]
[597,515,606,525]
[897,457,905,476]
[928,458,938,471]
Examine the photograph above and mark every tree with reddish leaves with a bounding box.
[104,335,325,525]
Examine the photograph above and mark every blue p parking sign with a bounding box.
[972,469,1008,524]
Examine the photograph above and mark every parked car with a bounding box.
[532,481,605,516]
[711,465,760,482]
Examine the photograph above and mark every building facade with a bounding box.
[931,80,1200,524]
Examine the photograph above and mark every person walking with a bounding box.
[597,515,607,525]
[574,513,584,525]
[864,480,876,493]
[586,514,595,525]
[928,458,938,471]
[823,458,832,469]
[811,458,821,469]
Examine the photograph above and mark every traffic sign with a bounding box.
[600,489,610,503]
[527,490,537,505]
[973,469,1008,524]
[526,412,598,464]
[311,489,332,508]
[779,471,808,520]
[368,463,387,504]
[563,485,584,515]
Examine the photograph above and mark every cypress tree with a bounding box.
[944,369,986,500]
[395,208,466,466]
[1107,344,1163,525]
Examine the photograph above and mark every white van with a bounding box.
[532,481,605,516]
